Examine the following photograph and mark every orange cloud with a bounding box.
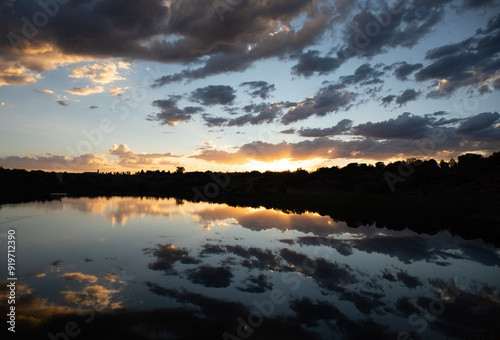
[0,144,183,172]
[69,61,129,84]
[66,85,105,96]
[60,272,98,283]
[0,42,90,87]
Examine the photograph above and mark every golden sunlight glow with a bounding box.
[245,159,301,172]
[436,78,448,90]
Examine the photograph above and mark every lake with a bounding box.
[1,197,499,339]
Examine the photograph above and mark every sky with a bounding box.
[0,0,499,173]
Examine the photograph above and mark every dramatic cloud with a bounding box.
[395,89,421,106]
[455,112,500,140]
[147,97,204,126]
[191,111,500,164]
[381,94,396,106]
[202,102,284,127]
[240,81,275,99]
[299,119,353,137]
[291,50,342,77]
[190,85,236,106]
[186,265,233,288]
[237,274,273,293]
[392,62,423,81]
[416,13,500,96]
[143,243,200,275]
[336,1,448,60]
[0,144,182,172]
[282,85,354,124]
[352,112,436,139]
[336,64,384,88]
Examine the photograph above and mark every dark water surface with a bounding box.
[0,197,499,339]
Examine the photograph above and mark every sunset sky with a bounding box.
[0,0,499,172]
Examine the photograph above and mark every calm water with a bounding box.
[0,197,499,339]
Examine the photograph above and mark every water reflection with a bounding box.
[0,197,498,339]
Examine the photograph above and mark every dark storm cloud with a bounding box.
[339,290,385,314]
[202,115,228,128]
[236,274,273,293]
[144,282,249,320]
[202,102,284,127]
[455,241,500,266]
[143,243,200,275]
[290,50,342,77]
[493,77,500,90]
[392,62,423,80]
[290,0,450,78]
[281,85,354,124]
[396,270,422,289]
[352,235,437,264]
[290,298,400,338]
[186,265,233,288]
[337,63,385,87]
[199,243,226,257]
[295,236,353,256]
[381,94,396,106]
[352,112,433,139]
[415,13,500,96]
[1,0,331,87]
[280,128,296,134]
[190,85,236,106]
[416,283,500,338]
[1,0,170,59]
[395,89,421,106]
[147,98,204,126]
[462,0,499,9]
[280,248,356,292]
[381,269,396,282]
[455,111,500,141]
[298,119,353,137]
[336,1,447,60]
[191,113,500,164]
[455,111,500,134]
[240,81,275,99]
[225,245,283,271]
[394,297,419,317]
[151,1,332,86]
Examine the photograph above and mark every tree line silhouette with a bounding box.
[1,152,499,245]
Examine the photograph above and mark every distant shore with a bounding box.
[1,152,499,245]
